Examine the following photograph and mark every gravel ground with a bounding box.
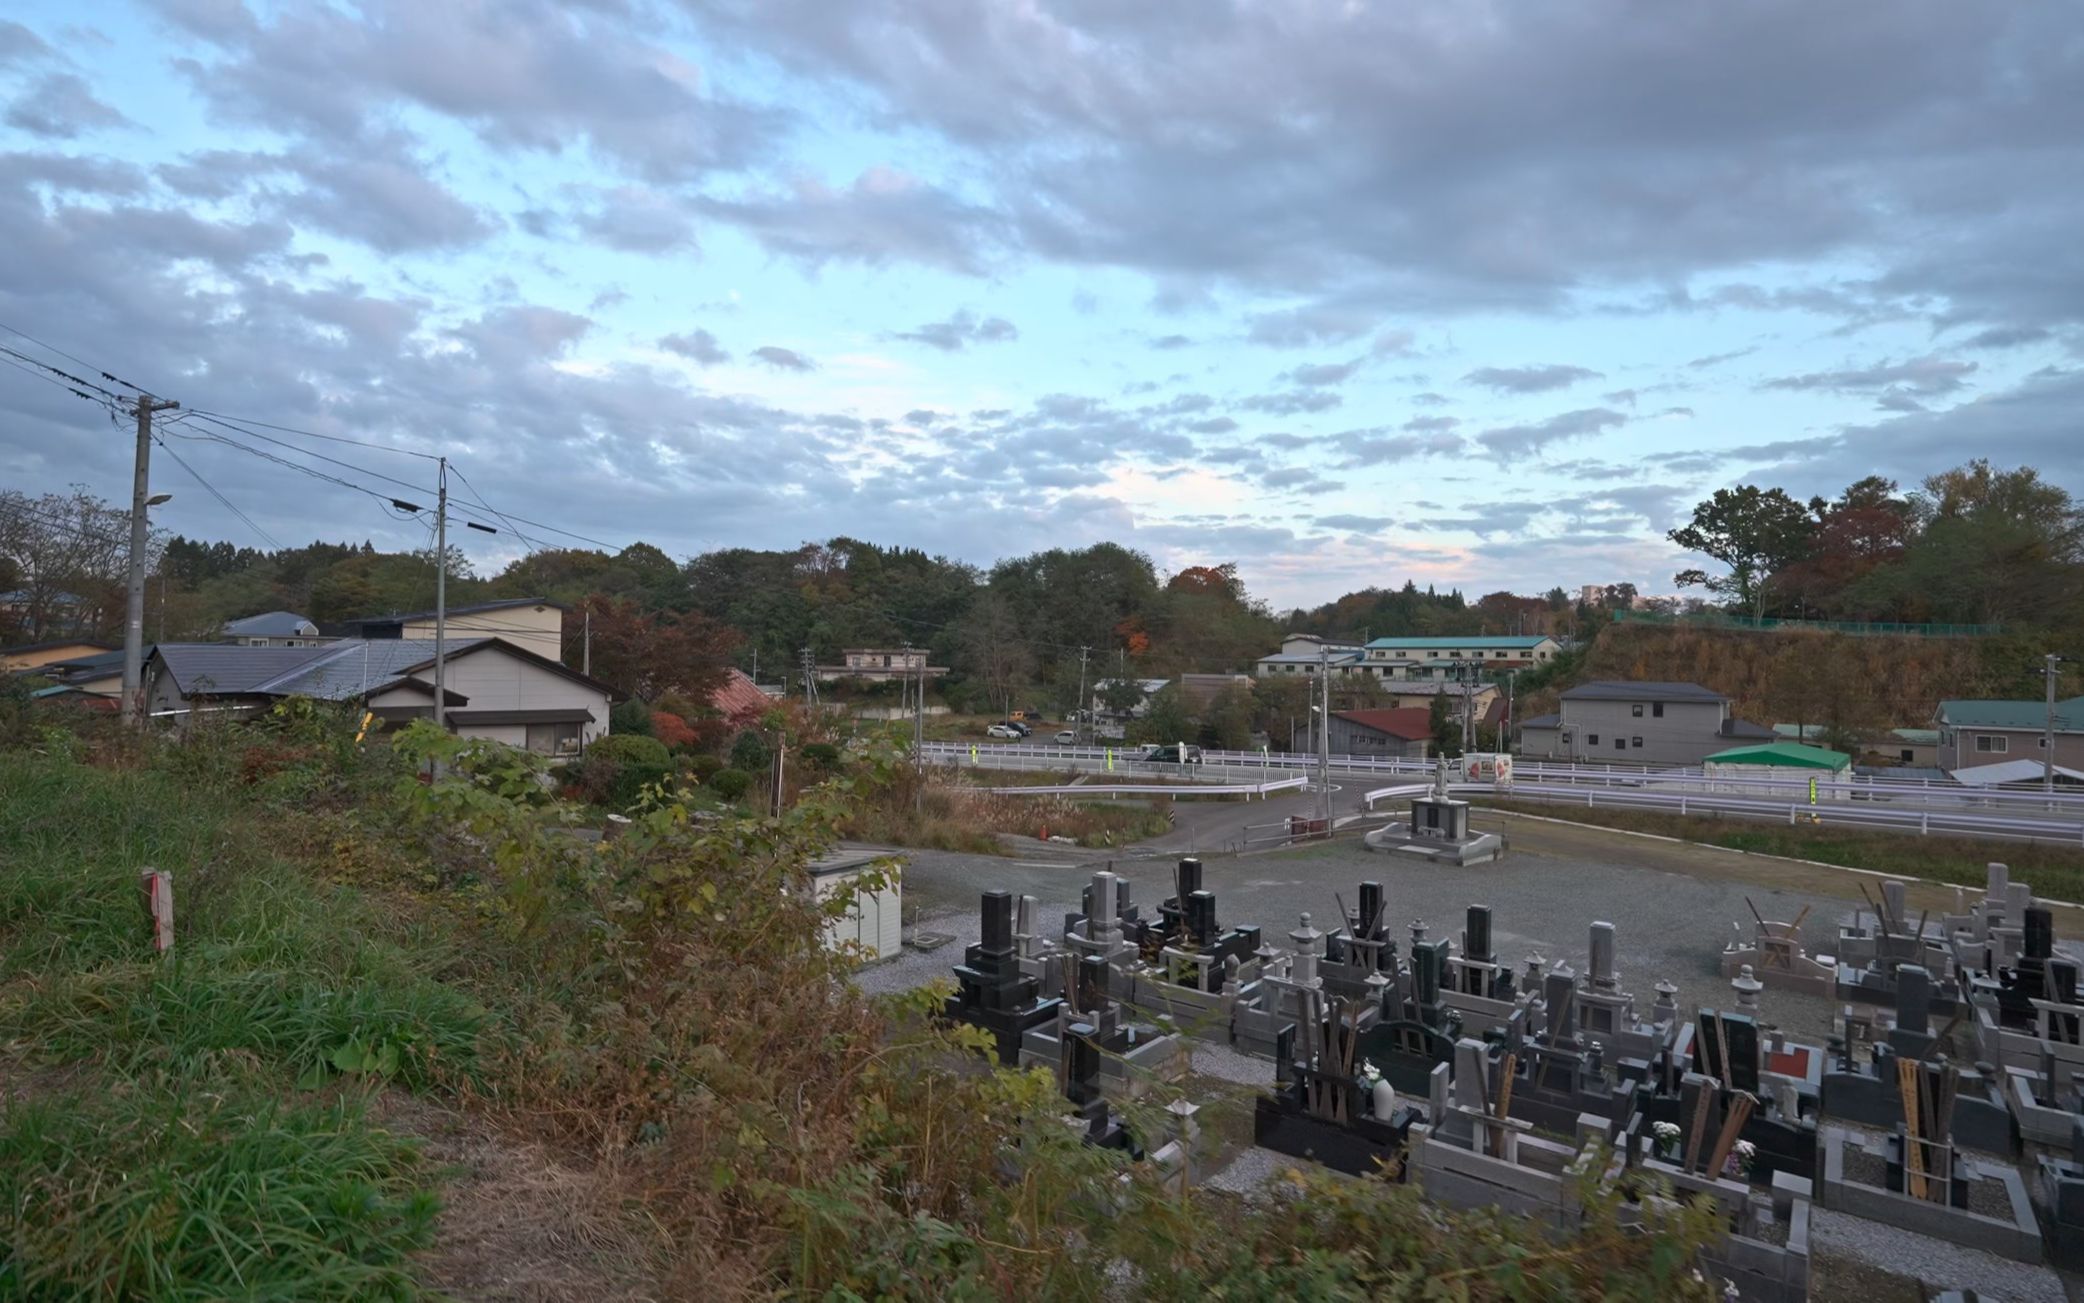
[1808,1207,2068,1302]
[1189,1041,1277,1087]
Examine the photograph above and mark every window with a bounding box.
[1900,749,1915,763]
[1631,703,1644,717]
[1615,737,1628,751]
[526,722,583,756]
[1587,733,1599,746]
[1975,735,2008,754]
[1652,702,1664,718]
[1632,737,1644,748]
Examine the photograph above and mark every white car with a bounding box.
[986,723,1021,739]
[1055,729,1077,744]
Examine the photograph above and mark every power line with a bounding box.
[448,463,541,553]
[0,319,144,393]
[185,407,442,462]
[152,436,284,550]
[165,425,424,511]
[0,351,126,414]
[0,343,132,405]
[185,412,433,497]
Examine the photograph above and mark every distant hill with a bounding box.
[1525,622,2045,728]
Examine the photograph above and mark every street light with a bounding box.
[145,493,172,508]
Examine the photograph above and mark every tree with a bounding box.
[1668,485,1813,620]
[0,487,142,639]
[958,591,1032,715]
[1128,683,1192,746]
[1600,582,1638,610]
[1427,692,1454,756]
[1199,685,1255,750]
[577,594,741,702]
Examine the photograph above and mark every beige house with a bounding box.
[325,597,567,664]
[2,638,115,674]
[145,636,617,757]
[816,647,949,684]
[1519,680,1775,766]
[1934,695,2084,774]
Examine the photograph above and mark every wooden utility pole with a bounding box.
[122,394,179,725]
[433,457,449,731]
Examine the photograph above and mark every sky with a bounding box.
[1,1,2080,612]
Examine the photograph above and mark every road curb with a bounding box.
[1475,806,2084,912]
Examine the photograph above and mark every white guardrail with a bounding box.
[979,776,1309,798]
[921,741,2084,846]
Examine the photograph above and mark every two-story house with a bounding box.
[1518,680,1774,766]
[815,647,950,684]
[1934,695,2084,774]
[324,597,567,664]
[1356,635,1562,682]
[222,611,326,647]
[1254,633,1365,677]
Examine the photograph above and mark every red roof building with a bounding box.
[708,668,772,725]
[1326,707,1434,758]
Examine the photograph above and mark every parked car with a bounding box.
[1001,720,1032,737]
[1141,744,1204,765]
[986,723,1021,739]
[1055,729,1077,745]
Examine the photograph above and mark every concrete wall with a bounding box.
[401,603,562,663]
[1557,697,1729,766]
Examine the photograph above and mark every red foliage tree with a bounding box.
[651,710,698,750]
[575,595,741,704]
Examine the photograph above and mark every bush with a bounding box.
[686,753,725,783]
[651,710,698,750]
[729,730,771,773]
[589,734,670,767]
[607,760,677,810]
[801,742,842,769]
[608,698,653,737]
[709,767,751,801]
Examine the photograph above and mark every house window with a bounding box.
[1615,737,1628,751]
[526,722,583,756]
[1587,733,1599,746]
[1632,737,1644,748]
[1974,735,2008,754]
[1631,703,1644,717]
[1652,702,1664,718]
[1900,749,1914,762]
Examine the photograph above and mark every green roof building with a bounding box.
[1705,741,1852,770]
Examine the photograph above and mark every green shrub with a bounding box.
[589,733,670,767]
[729,730,771,773]
[709,768,751,801]
[686,753,725,783]
[607,759,677,809]
[608,698,653,737]
[801,742,842,769]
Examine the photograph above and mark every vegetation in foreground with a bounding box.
[2,708,1729,1300]
[1480,798,2084,903]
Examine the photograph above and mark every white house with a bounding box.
[144,636,619,757]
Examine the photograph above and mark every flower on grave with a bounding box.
[1651,1120,1681,1157]
[1723,1279,1740,1301]
[1729,1138,1757,1177]
[1360,1059,1382,1085]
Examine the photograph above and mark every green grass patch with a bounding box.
[1478,798,2084,901]
[2,1077,435,1300]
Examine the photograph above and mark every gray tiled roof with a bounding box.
[153,638,486,700]
[1560,680,1727,703]
[224,610,318,637]
[1718,717,1778,739]
[1519,713,1562,729]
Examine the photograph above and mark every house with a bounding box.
[1177,673,1254,712]
[1773,723,1939,768]
[708,667,772,727]
[31,647,124,698]
[1324,707,1433,759]
[222,611,325,647]
[1092,678,1170,720]
[2,637,115,674]
[815,647,949,684]
[1372,681,1501,717]
[1517,680,1774,766]
[323,597,567,664]
[144,636,619,757]
[1254,633,1365,677]
[1933,695,2084,774]
[0,589,95,640]
[1355,635,1562,682]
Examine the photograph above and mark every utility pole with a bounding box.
[433,457,448,732]
[1075,645,1091,743]
[800,647,817,706]
[1318,642,1332,827]
[912,650,925,816]
[122,393,179,725]
[2039,653,2070,797]
[582,604,591,677]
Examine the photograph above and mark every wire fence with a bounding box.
[1609,609,2004,638]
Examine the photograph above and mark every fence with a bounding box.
[980,776,1308,799]
[1609,609,2003,638]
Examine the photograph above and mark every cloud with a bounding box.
[893,308,1019,351]
[701,168,1007,273]
[1149,333,1192,350]
[1243,302,1376,347]
[1464,363,1603,394]
[752,345,816,371]
[1410,392,1452,406]
[1330,429,1466,466]
[1283,358,1362,387]
[1239,389,1343,415]
[1318,513,1395,532]
[1402,415,1460,432]
[5,73,133,138]
[661,329,729,365]
[1961,325,2051,350]
[1474,407,1627,458]
[1186,416,1238,434]
[1687,345,1759,369]
[1762,355,1977,396]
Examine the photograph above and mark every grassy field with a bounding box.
[1477,796,2084,902]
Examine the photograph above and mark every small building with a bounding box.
[1518,680,1773,766]
[1177,672,1254,712]
[1325,707,1433,759]
[1,637,115,675]
[32,647,125,698]
[708,667,773,727]
[815,647,949,684]
[1372,681,1501,716]
[1934,695,2084,774]
[1704,741,1852,797]
[145,636,619,757]
[222,611,325,647]
[1254,633,1365,677]
[1356,635,1561,681]
[1946,758,2084,790]
[807,847,904,962]
[1774,722,1939,768]
[324,597,567,665]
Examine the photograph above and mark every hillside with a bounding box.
[1527,622,2043,729]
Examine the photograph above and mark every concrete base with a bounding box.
[1361,825,1506,866]
[1252,1097,1412,1177]
[1818,1125,2043,1264]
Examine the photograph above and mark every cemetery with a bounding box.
[930,847,2084,1297]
